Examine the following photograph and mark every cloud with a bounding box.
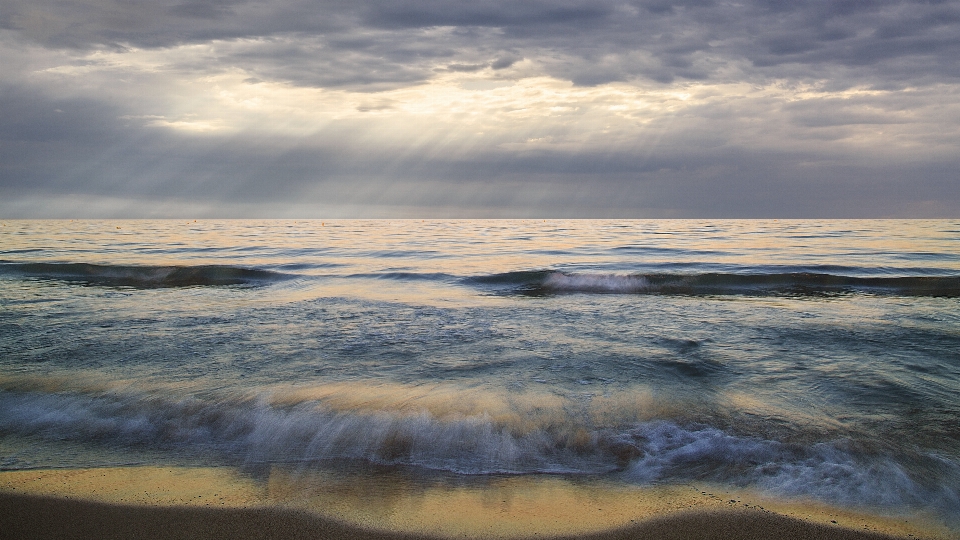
[5,0,960,87]
[0,0,958,216]
[3,68,957,217]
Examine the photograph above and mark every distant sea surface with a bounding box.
[1,220,959,526]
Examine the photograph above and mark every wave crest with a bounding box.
[467,271,960,297]
[0,262,288,288]
[543,273,652,293]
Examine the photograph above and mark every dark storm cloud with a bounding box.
[360,0,614,30]
[222,37,443,90]
[4,0,960,87]
[168,0,245,20]
[2,0,959,217]
[362,0,960,86]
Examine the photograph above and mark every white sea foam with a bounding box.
[620,421,958,512]
[542,272,653,293]
[1,388,957,517]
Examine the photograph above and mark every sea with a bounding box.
[1,219,958,532]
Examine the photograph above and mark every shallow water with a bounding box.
[1,219,958,530]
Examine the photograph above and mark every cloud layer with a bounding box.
[2,0,959,216]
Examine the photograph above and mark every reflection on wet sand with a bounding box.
[1,466,953,539]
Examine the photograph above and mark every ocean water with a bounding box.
[1,219,959,527]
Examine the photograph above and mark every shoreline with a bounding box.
[0,491,919,540]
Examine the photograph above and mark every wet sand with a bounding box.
[0,467,952,540]
[0,491,919,540]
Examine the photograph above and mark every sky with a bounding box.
[1,0,959,218]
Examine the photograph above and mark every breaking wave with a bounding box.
[466,271,960,297]
[0,262,289,288]
[0,386,957,517]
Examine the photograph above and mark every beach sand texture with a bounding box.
[0,466,953,540]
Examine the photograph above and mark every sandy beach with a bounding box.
[0,466,953,540]
[0,490,922,540]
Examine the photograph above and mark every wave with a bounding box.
[465,271,960,297]
[7,262,956,296]
[0,387,957,517]
[0,262,289,288]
